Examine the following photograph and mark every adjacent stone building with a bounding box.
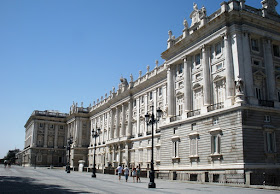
[21,0,280,185]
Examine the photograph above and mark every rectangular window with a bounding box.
[133,99,136,107]
[191,123,197,131]
[195,54,201,65]
[178,64,183,74]
[50,124,54,129]
[265,132,276,153]
[141,96,144,104]
[251,39,259,52]
[60,125,64,129]
[178,104,183,116]
[273,45,280,57]
[215,42,222,55]
[173,141,179,157]
[256,88,262,100]
[264,115,271,123]
[149,92,153,100]
[211,134,221,154]
[39,123,43,128]
[212,117,219,125]
[158,87,162,96]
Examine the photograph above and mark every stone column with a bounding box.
[115,107,119,138]
[44,123,48,147]
[127,100,132,137]
[202,45,211,107]
[136,98,140,135]
[110,110,114,139]
[121,104,125,137]
[263,38,276,101]
[242,32,255,102]
[102,114,105,143]
[54,125,58,148]
[32,122,37,147]
[167,65,175,116]
[125,143,129,166]
[78,119,82,147]
[224,34,235,99]
[184,56,192,112]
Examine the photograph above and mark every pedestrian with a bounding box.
[123,165,129,182]
[116,164,123,181]
[136,166,141,183]
[4,160,7,168]
[132,167,136,182]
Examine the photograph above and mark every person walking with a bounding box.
[136,166,141,183]
[132,167,136,182]
[123,165,129,182]
[116,164,123,181]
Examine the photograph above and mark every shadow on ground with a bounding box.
[0,176,90,194]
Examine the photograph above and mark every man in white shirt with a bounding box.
[116,164,123,180]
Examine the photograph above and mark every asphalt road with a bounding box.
[0,165,279,194]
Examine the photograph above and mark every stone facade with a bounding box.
[21,0,280,185]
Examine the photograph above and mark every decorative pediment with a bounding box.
[253,70,266,77]
[213,75,225,82]
[176,91,184,97]
[192,83,202,90]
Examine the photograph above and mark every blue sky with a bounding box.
[0,0,279,158]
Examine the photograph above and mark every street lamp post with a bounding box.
[66,136,73,173]
[92,128,101,178]
[145,106,162,189]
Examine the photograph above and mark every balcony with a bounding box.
[187,110,201,118]
[146,131,152,135]
[170,115,182,122]
[207,102,224,112]
[138,133,143,137]
[259,100,274,107]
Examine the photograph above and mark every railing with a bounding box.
[244,5,262,16]
[146,131,152,135]
[208,8,221,21]
[207,102,224,112]
[32,110,68,118]
[187,110,201,118]
[138,133,143,137]
[251,173,280,186]
[259,100,274,107]
[156,129,161,133]
[170,115,182,122]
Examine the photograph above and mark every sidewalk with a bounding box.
[0,165,279,194]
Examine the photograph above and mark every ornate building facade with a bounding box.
[21,0,280,185]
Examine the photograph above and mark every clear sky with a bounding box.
[0,0,279,158]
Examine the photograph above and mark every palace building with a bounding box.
[20,0,280,185]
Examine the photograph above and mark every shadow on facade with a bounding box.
[0,176,89,193]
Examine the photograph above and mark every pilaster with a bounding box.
[263,38,276,101]
[202,45,211,107]
[224,33,235,106]
[167,65,175,116]
[54,124,58,148]
[44,123,48,147]
[121,104,125,137]
[116,107,120,138]
[183,56,192,113]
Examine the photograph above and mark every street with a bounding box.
[0,165,279,194]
